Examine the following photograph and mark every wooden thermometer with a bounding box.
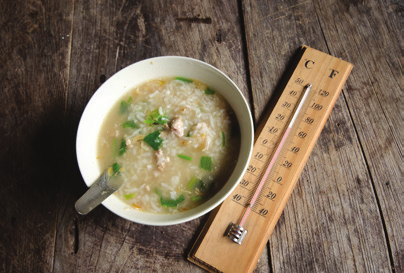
[188,46,353,273]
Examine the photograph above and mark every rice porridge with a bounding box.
[97,77,240,214]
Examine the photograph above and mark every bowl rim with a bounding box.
[76,56,254,225]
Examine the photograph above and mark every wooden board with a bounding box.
[241,0,401,272]
[0,0,73,271]
[188,46,353,273]
[312,1,403,271]
[0,0,401,272]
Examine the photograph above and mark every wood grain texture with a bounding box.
[0,0,401,272]
[241,0,397,272]
[0,0,73,272]
[313,0,403,271]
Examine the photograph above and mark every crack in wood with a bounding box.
[176,17,212,24]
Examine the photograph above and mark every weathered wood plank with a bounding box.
[1,0,400,272]
[56,0,261,272]
[0,0,73,272]
[313,0,403,271]
[241,0,393,272]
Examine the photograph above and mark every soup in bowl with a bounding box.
[76,57,253,225]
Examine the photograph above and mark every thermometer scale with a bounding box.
[226,82,312,244]
[188,46,353,273]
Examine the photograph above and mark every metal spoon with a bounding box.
[75,168,123,215]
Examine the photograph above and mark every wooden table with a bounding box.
[1,0,402,272]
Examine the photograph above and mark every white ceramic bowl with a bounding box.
[76,56,253,226]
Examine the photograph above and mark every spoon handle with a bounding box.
[75,171,116,215]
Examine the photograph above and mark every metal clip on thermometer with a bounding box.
[226,83,313,244]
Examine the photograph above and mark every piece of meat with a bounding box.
[155,150,169,171]
[170,116,184,137]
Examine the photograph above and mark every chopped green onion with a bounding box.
[154,188,185,207]
[191,196,203,202]
[121,120,138,129]
[177,154,192,161]
[160,194,185,207]
[119,138,126,155]
[187,177,207,191]
[112,162,121,175]
[200,156,212,171]
[120,96,132,114]
[186,131,191,137]
[124,193,136,200]
[197,180,207,191]
[187,177,200,189]
[175,77,192,83]
[143,130,163,150]
[144,108,169,125]
[205,87,215,95]
[222,132,225,147]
